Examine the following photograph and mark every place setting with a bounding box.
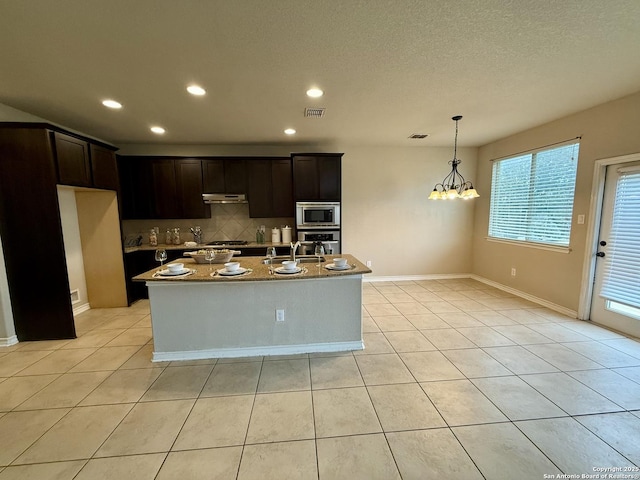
[152,261,196,278]
[273,260,308,276]
[211,261,253,278]
[325,257,355,271]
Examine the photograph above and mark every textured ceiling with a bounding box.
[1,0,639,147]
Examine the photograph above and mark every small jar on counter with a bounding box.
[172,228,181,245]
[165,228,172,245]
[149,229,158,246]
[271,227,281,243]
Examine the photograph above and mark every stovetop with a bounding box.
[206,240,249,246]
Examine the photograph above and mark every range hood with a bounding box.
[202,193,248,204]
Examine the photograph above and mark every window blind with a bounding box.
[489,142,579,247]
[600,169,640,309]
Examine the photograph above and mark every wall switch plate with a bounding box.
[366,260,372,268]
[577,214,585,224]
[276,309,285,322]
[511,267,516,277]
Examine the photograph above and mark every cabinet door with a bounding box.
[272,158,293,217]
[118,157,153,219]
[151,159,179,218]
[318,156,341,201]
[224,159,247,193]
[293,156,318,200]
[247,159,273,217]
[90,144,119,190]
[175,159,209,219]
[202,159,225,193]
[54,132,92,187]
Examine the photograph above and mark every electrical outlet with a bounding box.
[511,267,516,277]
[276,309,285,322]
[366,260,372,268]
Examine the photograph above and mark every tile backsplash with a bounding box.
[122,204,295,245]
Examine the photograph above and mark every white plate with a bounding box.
[158,268,191,276]
[274,266,302,274]
[325,263,351,271]
[217,267,248,276]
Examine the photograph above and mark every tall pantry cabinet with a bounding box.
[0,123,121,341]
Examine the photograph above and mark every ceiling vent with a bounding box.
[409,133,428,139]
[304,107,326,118]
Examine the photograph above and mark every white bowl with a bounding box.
[282,260,297,271]
[224,261,240,272]
[333,258,347,267]
[167,263,184,273]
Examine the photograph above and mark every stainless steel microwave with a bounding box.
[296,202,340,229]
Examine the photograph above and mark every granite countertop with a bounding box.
[132,254,371,283]
[124,242,292,254]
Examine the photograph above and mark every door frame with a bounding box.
[578,151,640,320]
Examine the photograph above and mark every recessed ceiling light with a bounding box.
[102,99,122,109]
[284,128,296,135]
[306,88,324,98]
[186,85,206,96]
[150,126,166,134]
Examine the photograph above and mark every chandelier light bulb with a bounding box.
[428,115,479,201]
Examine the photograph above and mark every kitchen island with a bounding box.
[133,254,371,361]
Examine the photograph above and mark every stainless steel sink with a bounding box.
[262,255,325,264]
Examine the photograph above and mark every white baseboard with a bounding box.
[469,274,578,318]
[365,273,471,283]
[0,335,19,347]
[72,302,91,316]
[364,273,577,318]
[153,340,365,362]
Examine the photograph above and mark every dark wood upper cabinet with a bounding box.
[118,156,153,219]
[175,159,209,219]
[148,158,210,219]
[151,159,180,219]
[292,156,318,200]
[53,131,119,190]
[202,159,225,193]
[202,158,246,193]
[53,132,92,187]
[271,158,293,217]
[247,159,273,218]
[90,144,119,190]
[292,153,342,201]
[246,158,293,218]
[318,155,341,200]
[224,159,246,193]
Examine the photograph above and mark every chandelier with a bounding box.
[428,115,479,200]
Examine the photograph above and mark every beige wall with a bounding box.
[57,187,89,309]
[341,146,477,277]
[472,90,640,312]
[0,238,16,342]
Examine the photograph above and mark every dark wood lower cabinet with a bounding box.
[124,249,187,302]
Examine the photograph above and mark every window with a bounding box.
[488,142,580,247]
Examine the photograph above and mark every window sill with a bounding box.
[485,237,571,254]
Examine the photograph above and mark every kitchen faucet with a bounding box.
[290,241,301,261]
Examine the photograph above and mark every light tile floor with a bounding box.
[1,279,640,479]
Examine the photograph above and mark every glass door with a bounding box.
[590,163,640,337]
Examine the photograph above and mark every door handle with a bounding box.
[596,252,605,258]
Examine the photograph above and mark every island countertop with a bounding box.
[132,253,371,283]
